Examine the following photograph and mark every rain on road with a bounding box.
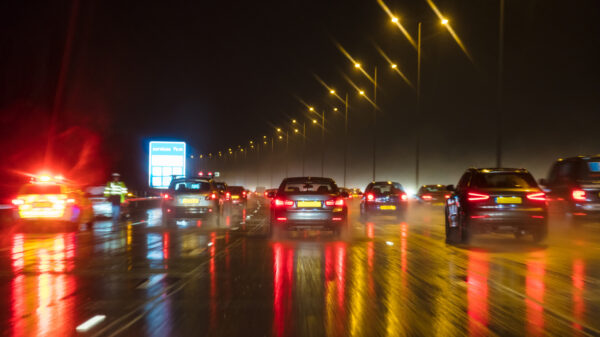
[1,198,599,336]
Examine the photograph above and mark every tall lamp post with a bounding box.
[354,63,377,182]
[329,90,349,187]
[309,107,326,176]
[292,119,306,176]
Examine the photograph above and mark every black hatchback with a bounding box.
[445,168,547,244]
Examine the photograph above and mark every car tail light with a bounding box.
[467,192,490,202]
[444,194,451,199]
[264,192,268,198]
[325,198,345,207]
[276,217,287,221]
[274,199,294,207]
[422,195,432,200]
[205,193,217,200]
[12,199,24,206]
[400,194,408,201]
[366,193,375,201]
[225,192,231,200]
[162,193,173,200]
[572,189,586,201]
[242,191,247,197]
[526,192,546,202]
[332,217,343,221]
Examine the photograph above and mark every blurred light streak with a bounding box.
[333,40,374,83]
[525,252,546,337]
[425,0,473,62]
[366,222,375,239]
[162,232,170,261]
[273,243,294,337]
[376,0,417,48]
[349,243,366,336]
[210,232,217,330]
[467,251,489,336]
[312,74,344,103]
[12,234,24,272]
[373,43,414,88]
[572,259,585,331]
[400,222,407,273]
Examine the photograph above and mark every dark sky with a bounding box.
[1,0,599,190]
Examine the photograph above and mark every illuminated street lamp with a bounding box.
[391,17,399,23]
[359,90,365,95]
[309,107,315,111]
[354,63,361,68]
[333,107,338,112]
[441,18,449,25]
[391,64,397,69]
[330,89,335,94]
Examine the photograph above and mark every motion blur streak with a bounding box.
[526,251,546,337]
[425,0,473,62]
[273,243,294,337]
[467,251,489,336]
[572,259,585,331]
[376,0,417,48]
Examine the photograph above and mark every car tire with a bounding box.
[445,210,461,244]
[532,223,548,243]
[459,214,471,244]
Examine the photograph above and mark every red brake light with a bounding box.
[422,195,432,200]
[210,193,217,200]
[366,193,375,201]
[467,192,490,201]
[572,189,586,201]
[242,191,247,197]
[325,200,334,206]
[444,194,451,199]
[274,199,293,207]
[400,194,408,201]
[526,192,546,202]
[225,192,231,200]
[162,193,173,200]
[335,198,344,206]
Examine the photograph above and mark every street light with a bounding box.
[391,64,397,69]
[309,107,314,111]
[333,107,338,112]
[359,90,365,95]
[441,18,449,25]
[329,88,350,187]
[354,63,361,68]
[391,17,399,23]
[330,89,335,94]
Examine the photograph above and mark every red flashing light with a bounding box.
[572,189,586,201]
[366,193,375,201]
[526,192,546,202]
[467,192,490,202]
[12,199,24,206]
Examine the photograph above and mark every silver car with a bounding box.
[161,178,221,224]
[269,177,348,235]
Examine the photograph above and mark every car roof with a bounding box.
[557,155,600,162]
[422,184,445,187]
[283,177,335,183]
[468,168,529,174]
[371,181,400,185]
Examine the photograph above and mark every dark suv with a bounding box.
[541,155,600,222]
[445,168,547,244]
[360,181,408,221]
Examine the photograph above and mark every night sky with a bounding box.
[1,0,599,192]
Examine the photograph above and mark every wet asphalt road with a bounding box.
[1,198,599,336]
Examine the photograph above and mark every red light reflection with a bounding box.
[467,251,489,336]
[273,243,294,337]
[525,252,546,337]
[572,259,585,331]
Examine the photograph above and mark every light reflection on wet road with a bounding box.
[1,198,599,336]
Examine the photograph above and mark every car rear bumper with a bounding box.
[364,203,405,213]
[467,209,547,231]
[164,206,216,218]
[273,210,347,227]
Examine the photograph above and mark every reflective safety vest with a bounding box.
[104,181,128,203]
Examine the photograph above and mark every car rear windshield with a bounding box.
[20,184,62,194]
[368,183,402,195]
[281,180,338,193]
[228,186,244,194]
[171,181,211,193]
[583,160,600,179]
[471,172,537,188]
[423,186,443,192]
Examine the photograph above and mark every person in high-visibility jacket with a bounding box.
[104,173,128,223]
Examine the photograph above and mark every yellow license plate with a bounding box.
[181,198,199,204]
[231,195,239,199]
[496,197,522,204]
[34,202,53,208]
[297,201,321,207]
[380,205,397,210]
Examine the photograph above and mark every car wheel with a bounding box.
[532,223,548,243]
[445,210,461,244]
[459,213,471,244]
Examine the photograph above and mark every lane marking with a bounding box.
[76,315,106,332]
[136,274,166,289]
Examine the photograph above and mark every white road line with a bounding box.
[76,315,106,332]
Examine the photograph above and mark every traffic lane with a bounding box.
[0,201,266,336]
[118,201,600,336]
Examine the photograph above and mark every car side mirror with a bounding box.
[446,185,456,192]
[539,178,547,186]
[267,191,275,198]
[340,191,349,198]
